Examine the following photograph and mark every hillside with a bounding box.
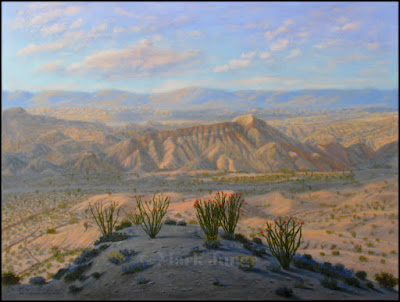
[2,224,398,300]
[2,109,383,175]
[107,114,374,173]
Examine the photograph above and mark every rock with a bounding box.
[177,220,187,226]
[29,276,46,285]
[164,219,177,225]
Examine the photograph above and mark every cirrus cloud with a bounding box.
[66,40,202,79]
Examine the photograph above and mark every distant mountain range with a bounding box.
[2,108,397,175]
[2,87,398,111]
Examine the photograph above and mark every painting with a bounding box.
[2,1,398,300]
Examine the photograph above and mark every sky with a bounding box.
[2,1,398,93]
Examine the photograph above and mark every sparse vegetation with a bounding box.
[135,194,170,239]
[260,217,303,269]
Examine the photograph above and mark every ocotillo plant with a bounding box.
[215,192,244,238]
[135,194,170,238]
[260,217,304,269]
[194,198,223,242]
[124,208,143,225]
[88,200,120,236]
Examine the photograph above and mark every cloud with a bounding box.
[213,59,251,72]
[328,52,370,68]
[66,41,201,79]
[70,18,84,29]
[189,30,203,37]
[286,48,301,60]
[40,23,66,36]
[365,42,379,50]
[313,39,340,50]
[35,60,63,73]
[264,18,295,40]
[270,39,290,51]
[114,7,136,18]
[113,25,141,34]
[259,51,271,59]
[29,6,82,27]
[17,30,85,56]
[332,21,361,32]
[241,51,256,59]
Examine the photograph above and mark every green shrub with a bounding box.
[233,233,249,243]
[135,194,170,239]
[260,217,304,269]
[215,192,244,238]
[64,262,92,283]
[366,282,375,290]
[46,228,56,234]
[88,200,120,236]
[380,259,386,264]
[114,219,132,231]
[188,219,198,225]
[374,272,398,289]
[233,254,256,271]
[320,277,338,290]
[68,218,78,224]
[332,250,340,256]
[355,271,367,280]
[94,232,129,245]
[320,252,325,256]
[344,276,361,288]
[194,198,222,243]
[359,255,368,262]
[91,272,102,279]
[1,271,20,286]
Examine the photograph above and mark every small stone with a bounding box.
[29,276,46,285]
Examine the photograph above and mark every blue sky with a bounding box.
[2,2,398,93]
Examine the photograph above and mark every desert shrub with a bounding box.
[64,262,92,283]
[114,219,132,231]
[106,252,127,265]
[359,256,368,262]
[366,282,375,290]
[1,271,20,286]
[137,276,147,284]
[381,259,386,264]
[252,237,262,245]
[88,200,120,236]
[46,228,56,234]
[135,194,170,239]
[320,252,325,256]
[303,254,313,261]
[203,236,221,249]
[164,219,177,225]
[260,217,304,269]
[374,272,398,289]
[125,209,143,225]
[332,250,340,256]
[91,272,102,279]
[50,246,61,257]
[52,268,68,280]
[73,245,109,265]
[320,277,338,290]
[233,254,256,271]
[234,233,249,243]
[68,285,82,294]
[355,271,367,280]
[94,232,129,245]
[119,249,136,257]
[189,246,201,255]
[354,244,362,253]
[121,262,148,275]
[68,218,78,224]
[215,192,244,238]
[294,277,306,288]
[344,276,361,288]
[194,198,222,243]
[275,285,294,297]
[188,219,198,225]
